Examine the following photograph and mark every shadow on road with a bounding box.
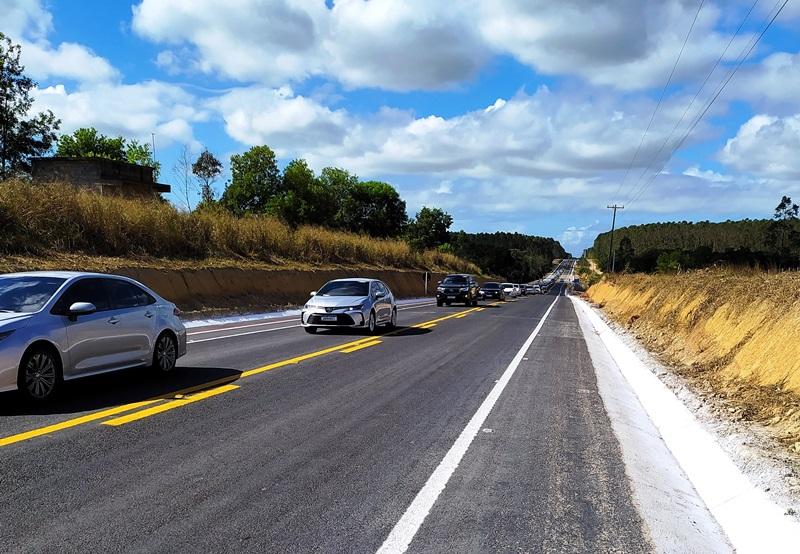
[0,365,242,417]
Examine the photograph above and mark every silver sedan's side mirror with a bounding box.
[68,302,96,321]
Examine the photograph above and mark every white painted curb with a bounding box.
[571,296,800,553]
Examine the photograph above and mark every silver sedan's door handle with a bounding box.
[144,311,154,318]
[108,316,120,325]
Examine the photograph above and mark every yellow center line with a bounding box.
[0,303,495,446]
[102,385,240,427]
[340,340,382,354]
[0,399,162,447]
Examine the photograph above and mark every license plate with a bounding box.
[447,295,455,299]
[321,315,337,322]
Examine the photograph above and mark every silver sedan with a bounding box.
[301,278,397,334]
[0,272,187,401]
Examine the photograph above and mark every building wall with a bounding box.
[31,157,164,196]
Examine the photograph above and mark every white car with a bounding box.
[0,272,187,401]
[513,284,522,297]
[302,278,397,334]
[501,283,517,298]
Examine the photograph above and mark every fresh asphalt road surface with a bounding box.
[0,263,655,552]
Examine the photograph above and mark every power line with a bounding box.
[622,0,760,205]
[611,0,705,204]
[627,0,789,209]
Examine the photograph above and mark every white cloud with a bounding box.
[210,86,349,156]
[683,165,733,183]
[131,0,752,92]
[1,0,117,83]
[719,114,800,179]
[132,0,328,86]
[731,51,800,113]
[479,0,752,90]
[34,82,207,147]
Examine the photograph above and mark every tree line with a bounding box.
[591,197,800,272]
[448,231,567,282]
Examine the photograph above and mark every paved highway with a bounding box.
[0,260,719,552]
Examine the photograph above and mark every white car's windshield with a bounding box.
[0,276,66,313]
[317,281,369,297]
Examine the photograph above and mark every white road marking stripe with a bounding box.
[187,302,439,344]
[188,318,300,335]
[188,325,300,344]
[376,294,561,554]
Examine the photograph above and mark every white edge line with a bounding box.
[376,293,561,554]
[571,296,800,554]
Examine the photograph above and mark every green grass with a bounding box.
[0,180,479,273]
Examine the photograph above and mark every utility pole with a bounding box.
[606,204,623,273]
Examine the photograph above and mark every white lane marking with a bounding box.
[188,325,300,344]
[376,294,560,554]
[188,318,300,335]
[187,302,439,344]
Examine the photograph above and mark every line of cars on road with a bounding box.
[0,270,547,402]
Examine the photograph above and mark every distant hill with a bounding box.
[589,219,800,272]
[448,231,567,282]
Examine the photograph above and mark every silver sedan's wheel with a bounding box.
[368,311,377,334]
[21,349,59,401]
[153,333,177,373]
[388,308,397,329]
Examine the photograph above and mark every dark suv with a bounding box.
[436,274,480,306]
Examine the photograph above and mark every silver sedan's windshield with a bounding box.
[317,281,369,297]
[0,276,66,313]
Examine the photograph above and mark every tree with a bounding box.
[125,139,160,180]
[268,158,321,227]
[56,127,126,160]
[337,180,407,237]
[0,32,60,178]
[615,236,635,272]
[406,207,453,250]
[767,195,800,260]
[192,148,222,205]
[221,145,281,215]
[172,145,196,211]
[318,167,359,227]
[56,128,160,179]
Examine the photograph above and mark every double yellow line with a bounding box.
[0,305,487,448]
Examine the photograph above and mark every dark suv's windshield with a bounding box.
[0,276,66,313]
[317,281,369,297]
[442,276,468,285]
[482,283,500,289]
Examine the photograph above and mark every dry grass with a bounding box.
[0,180,479,273]
[587,268,800,449]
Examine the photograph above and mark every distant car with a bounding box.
[436,274,480,307]
[302,278,396,335]
[501,283,517,298]
[0,272,187,402]
[532,284,541,294]
[521,284,530,296]
[480,282,505,301]
[513,284,522,297]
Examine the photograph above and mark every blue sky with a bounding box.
[4,1,800,253]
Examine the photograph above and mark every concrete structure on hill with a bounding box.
[31,157,170,196]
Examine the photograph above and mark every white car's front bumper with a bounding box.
[301,308,367,328]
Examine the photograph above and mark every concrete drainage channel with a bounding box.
[572,295,800,553]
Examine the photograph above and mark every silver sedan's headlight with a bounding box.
[349,303,366,311]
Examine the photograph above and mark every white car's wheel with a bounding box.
[152,333,177,373]
[19,347,61,401]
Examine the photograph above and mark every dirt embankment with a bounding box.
[586,269,800,449]
[119,266,449,312]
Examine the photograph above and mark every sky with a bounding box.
[3,0,800,254]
